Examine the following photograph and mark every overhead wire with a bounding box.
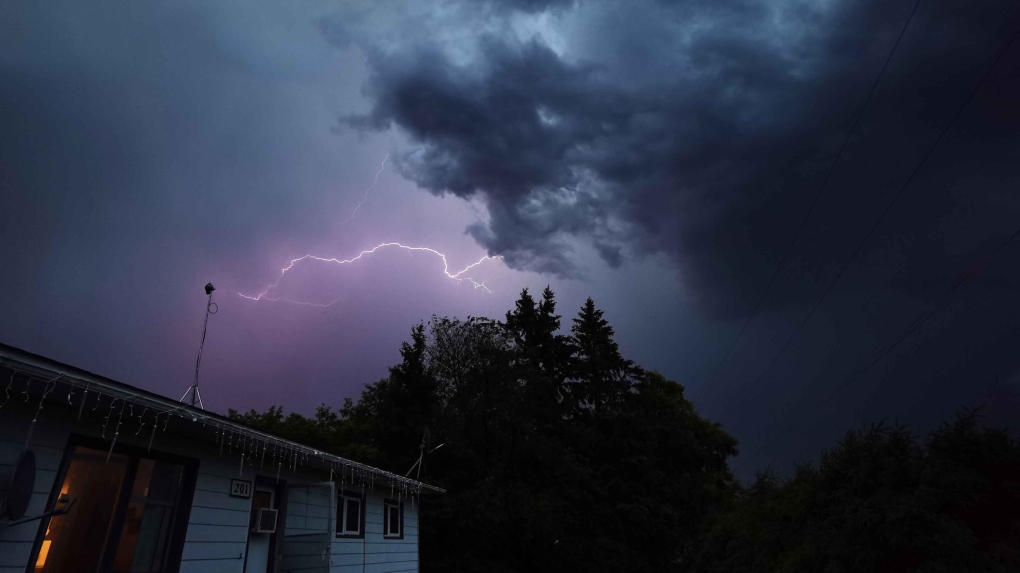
[714,21,1020,425]
[733,224,1020,476]
[698,0,925,405]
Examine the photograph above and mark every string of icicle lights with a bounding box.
[0,364,443,506]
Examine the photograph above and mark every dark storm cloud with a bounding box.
[330,0,1020,318]
[493,0,575,13]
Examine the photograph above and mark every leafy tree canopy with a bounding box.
[231,289,1019,573]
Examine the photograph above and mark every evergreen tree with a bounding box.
[570,297,642,415]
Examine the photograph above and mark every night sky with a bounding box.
[3,0,1019,480]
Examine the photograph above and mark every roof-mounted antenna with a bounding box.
[405,427,443,480]
[181,283,217,409]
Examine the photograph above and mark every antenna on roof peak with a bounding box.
[181,283,217,409]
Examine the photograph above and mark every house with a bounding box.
[0,342,443,573]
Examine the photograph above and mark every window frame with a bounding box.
[335,490,365,539]
[29,434,198,573]
[382,498,404,540]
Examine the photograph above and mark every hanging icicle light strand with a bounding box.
[0,360,444,493]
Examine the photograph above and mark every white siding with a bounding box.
[0,412,70,569]
[331,491,419,573]
[179,456,253,573]
[278,483,333,572]
[0,403,424,573]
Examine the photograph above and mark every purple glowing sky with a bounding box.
[3,0,1020,479]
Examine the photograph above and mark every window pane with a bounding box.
[146,462,182,502]
[35,447,129,573]
[336,499,346,534]
[345,499,360,533]
[113,503,174,573]
[112,459,184,573]
[388,506,400,535]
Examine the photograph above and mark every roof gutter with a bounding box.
[0,343,445,494]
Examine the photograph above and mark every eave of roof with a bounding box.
[0,341,445,494]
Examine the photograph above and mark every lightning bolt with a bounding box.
[239,242,502,305]
[342,154,388,224]
[251,296,342,308]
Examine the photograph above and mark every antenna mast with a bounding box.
[181,282,217,409]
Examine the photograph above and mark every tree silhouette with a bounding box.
[229,289,1019,573]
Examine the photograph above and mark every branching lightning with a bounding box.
[342,154,388,224]
[239,243,502,306]
[241,154,504,307]
[249,296,343,308]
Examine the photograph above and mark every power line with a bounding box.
[733,225,1020,477]
[698,0,924,405]
[714,22,1020,423]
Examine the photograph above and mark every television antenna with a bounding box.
[181,283,217,409]
[406,427,444,480]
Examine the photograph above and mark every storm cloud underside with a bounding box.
[329,0,1020,319]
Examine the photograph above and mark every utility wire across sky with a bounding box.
[734,223,1020,476]
[697,0,925,405]
[713,22,1020,425]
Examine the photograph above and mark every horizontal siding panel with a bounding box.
[185,523,249,544]
[287,519,328,531]
[284,520,330,535]
[282,553,332,570]
[332,552,366,566]
[365,561,418,573]
[286,505,331,519]
[181,540,247,561]
[32,468,59,494]
[194,473,235,492]
[0,540,33,568]
[1,493,50,542]
[333,565,416,573]
[191,489,252,512]
[0,465,58,495]
[196,457,250,479]
[368,552,417,565]
[0,439,64,471]
[179,557,245,573]
[332,542,417,554]
[188,505,251,527]
[334,537,370,546]
[0,417,69,449]
[283,537,329,553]
[0,439,64,460]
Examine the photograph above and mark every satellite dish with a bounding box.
[1,449,36,521]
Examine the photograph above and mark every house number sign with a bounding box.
[230,479,253,499]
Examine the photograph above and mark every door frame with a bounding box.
[280,481,336,570]
[243,477,285,573]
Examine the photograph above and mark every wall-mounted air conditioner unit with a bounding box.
[252,507,278,533]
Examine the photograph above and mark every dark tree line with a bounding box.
[230,288,1020,572]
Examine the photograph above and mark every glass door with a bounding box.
[279,482,335,573]
[33,445,188,573]
[34,447,130,573]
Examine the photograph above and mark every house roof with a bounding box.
[0,341,445,494]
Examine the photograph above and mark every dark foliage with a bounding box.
[230,289,1019,572]
[691,413,1020,573]
[232,288,737,571]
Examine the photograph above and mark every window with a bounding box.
[32,441,195,573]
[383,499,403,539]
[336,491,364,538]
